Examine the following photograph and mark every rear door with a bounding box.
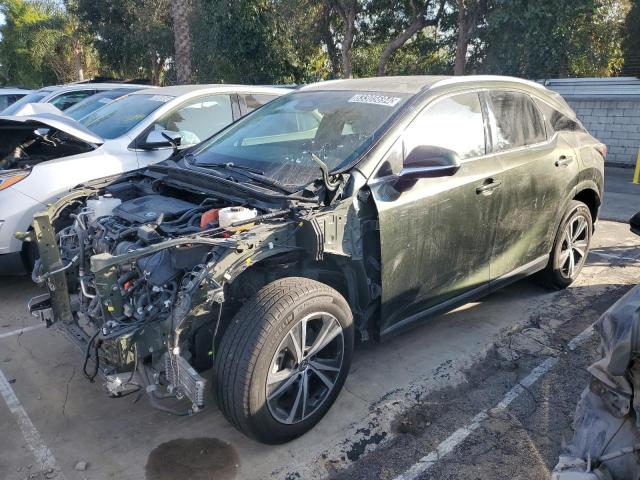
[486,90,580,283]
[371,91,504,335]
[134,93,235,168]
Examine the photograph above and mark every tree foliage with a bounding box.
[75,0,173,84]
[0,0,635,86]
[476,0,629,78]
[622,0,640,76]
[0,0,98,86]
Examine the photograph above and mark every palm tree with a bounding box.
[171,0,194,84]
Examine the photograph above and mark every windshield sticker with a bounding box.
[348,94,401,107]
[149,95,173,102]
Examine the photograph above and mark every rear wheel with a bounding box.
[537,200,592,289]
[213,277,354,444]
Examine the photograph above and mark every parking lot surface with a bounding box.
[1,175,638,480]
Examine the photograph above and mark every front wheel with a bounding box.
[537,200,593,289]
[213,277,354,444]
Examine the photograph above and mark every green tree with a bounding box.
[477,0,629,79]
[622,0,640,76]
[171,0,193,84]
[0,0,97,86]
[76,0,173,84]
[191,0,312,84]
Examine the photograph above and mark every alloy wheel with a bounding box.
[266,312,344,424]
[559,214,590,279]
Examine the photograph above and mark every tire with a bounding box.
[213,277,354,444]
[536,200,593,289]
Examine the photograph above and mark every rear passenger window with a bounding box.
[486,91,546,152]
[404,92,485,160]
[535,100,585,133]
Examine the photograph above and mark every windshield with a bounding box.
[80,93,173,139]
[66,90,134,120]
[1,90,50,115]
[192,90,409,188]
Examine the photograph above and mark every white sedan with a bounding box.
[0,84,290,273]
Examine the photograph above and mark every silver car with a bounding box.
[0,83,145,115]
[0,84,290,273]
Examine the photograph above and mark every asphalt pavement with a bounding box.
[0,167,638,480]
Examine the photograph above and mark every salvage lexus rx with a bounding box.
[26,76,605,444]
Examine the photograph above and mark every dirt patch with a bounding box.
[145,437,239,480]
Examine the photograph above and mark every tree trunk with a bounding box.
[377,0,446,76]
[377,17,426,76]
[453,0,488,76]
[341,18,354,78]
[333,0,358,79]
[171,0,193,84]
[320,4,340,77]
[72,40,85,81]
[150,54,166,85]
[454,0,468,75]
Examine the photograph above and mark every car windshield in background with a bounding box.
[80,93,174,139]
[65,90,133,120]
[192,90,409,188]
[1,91,50,115]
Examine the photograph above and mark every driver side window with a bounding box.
[152,94,233,146]
[404,92,486,161]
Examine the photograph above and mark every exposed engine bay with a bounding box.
[25,163,380,416]
[34,179,276,412]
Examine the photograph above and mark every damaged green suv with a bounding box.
[26,76,604,444]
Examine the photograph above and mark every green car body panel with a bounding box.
[23,75,603,425]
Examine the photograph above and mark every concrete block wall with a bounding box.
[545,78,640,168]
[567,99,640,167]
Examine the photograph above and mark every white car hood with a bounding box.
[0,107,104,146]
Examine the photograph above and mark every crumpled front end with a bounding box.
[27,182,298,414]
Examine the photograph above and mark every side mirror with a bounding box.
[139,130,182,151]
[631,211,640,236]
[400,145,461,180]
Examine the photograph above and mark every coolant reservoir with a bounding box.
[86,195,122,222]
[219,206,257,231]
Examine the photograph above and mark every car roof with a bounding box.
[35,83,147,93]
[300,76,452,94]
[0,87,31,95]
[130,84,292,97]
[300,75,556,97]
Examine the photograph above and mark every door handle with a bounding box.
[476,179,502,195]
[555,155,574,167]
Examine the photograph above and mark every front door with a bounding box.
[371,91,504,335]
[484,91,580,282]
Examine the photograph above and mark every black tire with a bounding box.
[536,200,593,289]
[213,277,354,444]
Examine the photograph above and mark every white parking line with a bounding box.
[392,326,596,480]
[590,251,640,263]
[0,366,65,478]
[0,323,45,339]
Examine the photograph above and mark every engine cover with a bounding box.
[112,195,197,223]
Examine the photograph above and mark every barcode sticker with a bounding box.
[348,94,401,107]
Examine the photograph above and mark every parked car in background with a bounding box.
[0,83,145,115]
[26,75,604,444]
[64,87,151,120]
[0,87,31,110]
[0,84,289,273]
